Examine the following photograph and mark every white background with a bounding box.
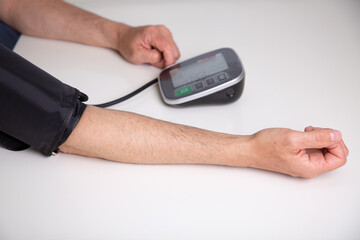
[1,0,359,239]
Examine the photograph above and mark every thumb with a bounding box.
[296,129,342,149]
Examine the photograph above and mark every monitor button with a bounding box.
[176,85,193,97]
[205,77,215,86]
[194,81,205,90]
[217,73,227,81]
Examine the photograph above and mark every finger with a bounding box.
[152,39,176,67]
[305,126,332,132]
[305,126,337,131]
[323,144,347,170]
[147,31,179,67]
[157,25,181,60]
[307,146,346,174]
[326,139,347,159]
[340,139,349,156]
[304,126,349,156]
[169,39,180,60]
[137,48,164,67]
[301,126,347,175]
[157,24,173,37]
[304,126,337,147]
[165,32,180,60]
[152,59,165,69]
[296,129,342,149]
[304,126,315,132]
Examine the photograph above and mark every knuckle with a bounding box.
[155,24,172,37]
[154,24,166,30]
[151,52,161,63]
[144,25,158,34]
[157,24,166,29]
[159,24,171,33]
[283,130,299,148]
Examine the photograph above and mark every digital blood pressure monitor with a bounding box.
[158,48,245,106]
[95,48,245,108]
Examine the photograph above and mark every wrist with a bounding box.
[219,135,253,168]
[100,20,130,51]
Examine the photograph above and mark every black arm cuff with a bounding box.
[0,43,88,156]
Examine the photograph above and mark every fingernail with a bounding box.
[330,131,341,141]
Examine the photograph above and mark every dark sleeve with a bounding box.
[0,43,88,156]
[0,20,20,50]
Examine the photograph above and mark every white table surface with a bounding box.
[1,0,360,239]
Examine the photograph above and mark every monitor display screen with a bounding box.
[170,53,229,88]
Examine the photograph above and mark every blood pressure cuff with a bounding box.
[0,43,88,156]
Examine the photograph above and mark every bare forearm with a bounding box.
[60,106,251,167]
[0,0,180,67]
[59,106,348,178]
[0,0,125,49]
